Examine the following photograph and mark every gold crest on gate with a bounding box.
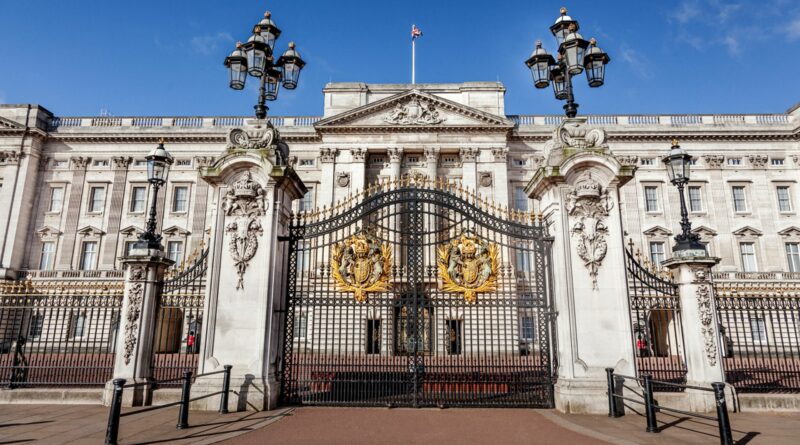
[437,231,499,304]
[331,230,393,303]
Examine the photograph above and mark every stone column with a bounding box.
[527,117,637,414]
[490,147,509,205]
[388,147,403,180]
[57,156,90,269]
[104,250,173,406]
[190,156,215,252]
[350,148,367,191]
[102,157,132,269]
[459,147,478,191]
[318,147,337,208]
[424,147,439,180]
[0,147,41,278]
[663,256,727,411]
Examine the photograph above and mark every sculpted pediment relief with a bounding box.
[314,90,514,131]
[0,116,25,130]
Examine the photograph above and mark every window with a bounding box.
[299,158,315,167]
[515,243,532,273]
[772,158,785,166]
[134,160,147,167]
[786,243,800,273]
[777,186,792,212]
[39,242,56,270]
[727,158,742,166]
[293,312,307,339]
[175,159,192,167]
[80,241,98,270]
[520,316,535,340]
[640,158,655,166]
[167,241,183,264]
[366,319,381,354]
[92,159,109,167]
[48,187,64,212]
[88,187,105,212]
[172,186,189,212]
[644,186,659,212]
[407,156,420,164]
[442,156,457,164]
[69,313,87,339]
[688,159,697,166]
[732,186,747,212]
[29,313,44,338]
[739,242,758,272]
[299,188,314,212]
[124,241,136,257]
[512,158,527,167]
[688,186,703,212]
[649,242,666,268]
[130,186,146,212]
[514,186,529,211]
[750,318,767,343]
[53,160,68,169]
[297,241,311,271]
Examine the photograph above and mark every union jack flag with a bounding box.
[412,25,423,40]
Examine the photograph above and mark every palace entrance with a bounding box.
[280,179,555,407]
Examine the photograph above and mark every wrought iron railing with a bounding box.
[624,240,687,390]
[0,279,123,388]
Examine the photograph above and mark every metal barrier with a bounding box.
[605,368,733,445]
[104,365,232,445]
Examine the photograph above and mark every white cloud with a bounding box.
[670,1,702,23]
[789,18,800,40]
[721,35,740,56]
[620,45,652,80]
[190,32,234,56]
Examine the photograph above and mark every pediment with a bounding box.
[77,225,105,237]
[163,225,191,237]
[120,225,144,237]
[36,226,62,239]
[732,226,763,237]
[314,90,514,131]
[643,225,672,237]
[692,225,718,237]
[0,117,25,130]
[778,226,800,237]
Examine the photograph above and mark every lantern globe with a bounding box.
[583,39,610,87]
[145,140,174,186]
[276,42,306,90]
[224,43,248,90]
[255,11,282,51]
[525,40,555,89]
[550,7,579,46]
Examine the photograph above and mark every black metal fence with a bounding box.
[0,279,123,387]
[714,282,800,393]
[625,241,687,390]
[152,248,208,384]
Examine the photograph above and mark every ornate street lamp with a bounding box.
[663,140,707,257]
[225,11,306,119]
[525,7,610,118]
[135,139,173,251]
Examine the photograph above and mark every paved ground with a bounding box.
[2,404,800,444]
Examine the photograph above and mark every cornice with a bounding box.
[511,129,800,143]
[317,125,513,134]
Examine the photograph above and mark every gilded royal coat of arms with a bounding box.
[331,231,393,303]
[437,231,499,303]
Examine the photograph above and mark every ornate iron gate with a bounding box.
[281,179,555,407]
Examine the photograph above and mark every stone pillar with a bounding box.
[104,250,173,406]
[351,148,367,191]
[527,117,637,413]
[459,147,478,191]
[388,147,403,180]
[490,147,509,205]
[318,147,337,208]
[663,256,727,411]
[57,156,90,269]
[424,147,439,180]
[196,123,305,411]
[190,156,215,252]
[0,147,41,277]
[102,157,132,269]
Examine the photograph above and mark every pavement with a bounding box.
[1,403,800,444]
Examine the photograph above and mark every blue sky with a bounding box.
[1,0,799,117]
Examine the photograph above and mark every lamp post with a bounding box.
[224,11,306,120]
[135,139,173,251]
[525,7,610,118]
[663,139,707,258]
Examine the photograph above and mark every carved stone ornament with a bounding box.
[71,156,90,169]
[479,172,493,188]
[424,147,439,163]
[387,147,403,163]
[123,266,146,365]
[565,172,614,290]
[351,148,367,162]
[696,278,718,367]
[226,123,289,166]
[792,155,799,167]
[331,229,393,303]
[384,98,446,125]
[337,172,351,188]
[438,230,499,304]
[703,155,725,169]
[320,147,337,163]
[542,117,608,165]
[459,147,478,163]
[224,171,267,290]
[747,154,768,168]
[491,147,508,162]
[402,170,428,185]
[615,155,639,167]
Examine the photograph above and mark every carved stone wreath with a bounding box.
[224,171,267,290]
[565,172,613,290]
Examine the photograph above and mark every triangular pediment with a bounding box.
[163,225,191,237]
[77,225,105,237]
[643,225,672,237]
[314,90,514,131]
[0,117,25,130]
[36,225,62,239]
[779,226,800,237]
[733,226,763,237]
[120,225,144,237]
[692,225,718,237]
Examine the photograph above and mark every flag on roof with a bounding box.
[412,25,423,40]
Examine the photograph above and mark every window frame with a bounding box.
[129,185,147,213]
[749,317,768,344]
[649,241,667,269]
[786,242,800,273]
[643,185,660,213]
[776,186,793,213]
[39,242,56,270]
[687,185,704,213]
[739,242,758,272]
[167,240,184,264]
[87,186,106,213]
[171,185,190,213]
[79,241,99,271]
[731,185,748,213]
[48,186,64,213]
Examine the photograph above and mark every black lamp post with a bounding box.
[224,11,306,120]
[663,140,707,257]
[525,7,610,118]
[135,139,173,251]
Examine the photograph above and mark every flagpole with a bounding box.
[412,37,416,84]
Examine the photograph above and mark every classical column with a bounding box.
[663,256,727,412]
[350,148,367,191]
[388,147,403,180]
[0,147,41,277]
[424,147,439,180]
[102,157,132,269]
[459,147,478,191]
[57,156,90,269]
[491,147,509,206]
[318,147,337,208]
[190,156,215,252]
[104,252,173,406]
[527,118,637,414]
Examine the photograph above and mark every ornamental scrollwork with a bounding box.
[437,230,499,304]
[331,229,393,303]
[226,123,289,166]
[566,172,614,290]
[696,280,718,366]
[384,98,446,125]
[123,265,146,365]
[224,171,267,290]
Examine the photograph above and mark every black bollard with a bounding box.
[605,368,617,418]
[219,365,232,414]
[104,378,126,445]
[642,374,659,433]
[176,371,193,429]
[712,382,733,445]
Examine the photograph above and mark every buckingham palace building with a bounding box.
[1,81,799,412]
